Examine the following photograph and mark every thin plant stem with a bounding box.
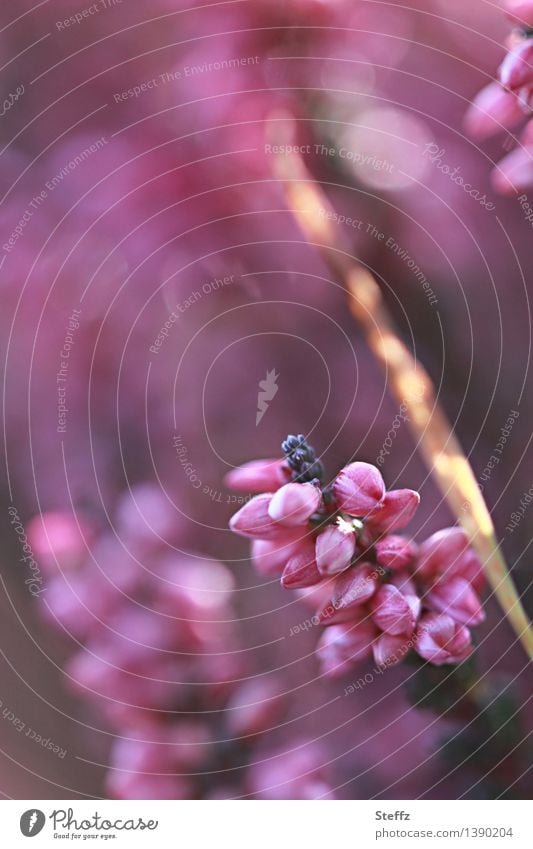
[273,129,533,660]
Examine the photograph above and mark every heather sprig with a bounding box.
[227,436,486,676]
[27,487,333,800]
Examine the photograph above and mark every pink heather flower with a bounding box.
[373,632,413,667]
[224,458,290,492]
[426,576,485,626]
[317,622,377,677]
[268,482,322,526]
[332,563,380,610]
[365,489,420,534]
[415,613,473,666]
[370,584,419,636]
[26,511,89,574]
[499,40,533,90]
[333,461,386,517]
[316,602,361,627]
[417,527,470,581]
[463,82,526,141]
[229,493,289,539]
[251,535,308,577]
[506,0,533,25]
[453,549,485,591]
[467,9,533,193]
[281,542,322,588]
[225,678,284,737]
[389,570,419,597]
[315,523,356,576]
[229,437,485,675]
[375,535,417,570]
[491,145,533,194]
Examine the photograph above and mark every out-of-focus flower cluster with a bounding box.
[26,485,333,800]
[228,435,486,677]
[466,0,533,192]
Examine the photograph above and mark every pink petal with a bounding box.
[500,40,533,90]
[375,535,417,570]
[415,613,473,666]
[371,584,417,636]
[426,576,485,626]
[417,527,470,581]
[332,562,380,610]
[317,622,377,678]
[281,542,322,588]
[506,1,533,28]
[373,633,412,667]
[229,494,287,539]
[333,462,386,517]
[464,82,525,140]
[365,489,420,533]
[451,549,485,591]
[491,145,533,194]
[224,459,290,492]
[251,534,309,577]
[315,524,356,576]
[268,482,322,526]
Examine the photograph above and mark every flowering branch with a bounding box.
[272,125,533,661]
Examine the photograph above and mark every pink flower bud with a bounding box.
[315,524,356,576]
[332,562,379,610]
[371,584,419,636]
[251,534,308,576]
[417,527,469,580]
[453,549,485,591]
[268,482,321,526]
[225,678,283,737]
[115,483,179,548]
[333,462,385,517]
[365,489,420,533]
[281,542,322,588]
[316,602,359,626]
[491,145,533,194]
[389,570,418,597]
[375,535,417,570]
[229,494,287,539]
[317,622,377,677]
[507,0,533,25]
[464,82,525,140]
[373,632,412,667]
[224,459,290,492]
[426,576,485,626]
[500,40,533,90]
[26,511,90,574]
[415,613,473,666]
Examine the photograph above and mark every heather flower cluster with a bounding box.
[228,436,485,678]
[465,0,533,192]
[27,484,332,800]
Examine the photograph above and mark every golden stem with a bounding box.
[273,130,533,660]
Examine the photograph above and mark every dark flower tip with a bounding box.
[281,433,324,484]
